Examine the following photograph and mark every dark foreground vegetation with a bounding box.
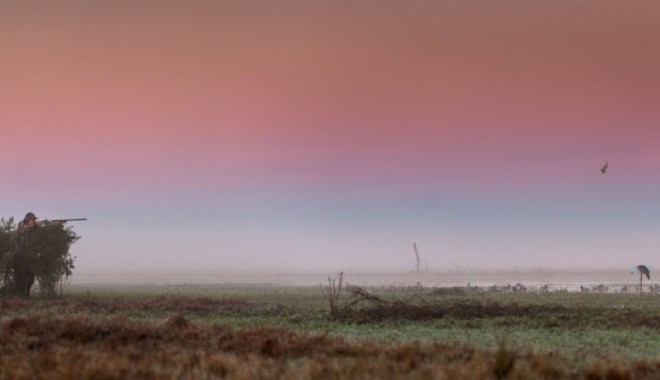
[1,286,660,379]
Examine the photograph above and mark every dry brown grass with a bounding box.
[0,295,250,317]
[0,307,658,379]
[332,286,660,330]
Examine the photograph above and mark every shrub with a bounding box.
[0,217,80,297]
[0,218,16,254]
[26,222,79,297]
[0,218,16,294]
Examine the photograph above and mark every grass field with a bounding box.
[1,282,659,379]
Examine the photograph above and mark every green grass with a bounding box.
[65,284,660,355]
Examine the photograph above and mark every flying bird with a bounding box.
[600,161,608,174]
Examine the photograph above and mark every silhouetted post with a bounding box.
[413,243,420,272]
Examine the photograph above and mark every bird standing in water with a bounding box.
[636,265,650,280]
[632,265,651,293]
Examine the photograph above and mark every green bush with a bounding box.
[0,218,16,293]
[0,218,80,297]
[26,222,79,297]
[0,218,16,256]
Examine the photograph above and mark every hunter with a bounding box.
[12,212,39,297]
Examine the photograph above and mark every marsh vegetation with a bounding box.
[0,281,659,379]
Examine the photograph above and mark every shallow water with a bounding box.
[70,269,656,293]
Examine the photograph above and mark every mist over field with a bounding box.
[2,1,659,282]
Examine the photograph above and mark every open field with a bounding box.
[1,281,660,379]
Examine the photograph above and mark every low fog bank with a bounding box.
[69,267,646,288]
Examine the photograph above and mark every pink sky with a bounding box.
[2,1,660,273]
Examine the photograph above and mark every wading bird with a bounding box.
[631,265,651,293]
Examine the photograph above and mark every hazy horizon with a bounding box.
[68,267,651,290]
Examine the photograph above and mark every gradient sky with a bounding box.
[2,1,660,276]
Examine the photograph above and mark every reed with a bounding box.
[320,271,344,317]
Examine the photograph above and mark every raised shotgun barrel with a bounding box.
[46,218,88,223]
